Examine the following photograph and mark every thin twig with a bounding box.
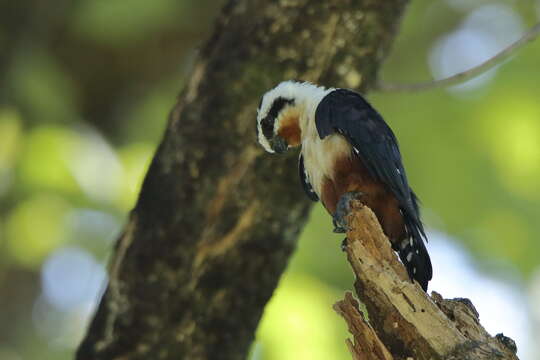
[376,22,540,92]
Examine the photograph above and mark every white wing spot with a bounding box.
[409,239,413,247]
[413,268,417,274]
[406,252,413,262]
[416,250,419,254]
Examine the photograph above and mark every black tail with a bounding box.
[397,235,432,291]
[397,193,433,291]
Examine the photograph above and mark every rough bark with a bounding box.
[76,0,408,359]
[335,201,519,360]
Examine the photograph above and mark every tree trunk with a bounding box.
[76,0,408,359]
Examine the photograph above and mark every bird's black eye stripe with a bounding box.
[267,97,295,120]
[260,97,295,140]
[261,116,274,139]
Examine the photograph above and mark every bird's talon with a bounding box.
[332,191,363,234]
[332,216,348,233]
[333,226,347,233]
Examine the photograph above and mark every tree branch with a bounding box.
[335,201,519,360]
[76,0,410,359]
[376,22,540,92]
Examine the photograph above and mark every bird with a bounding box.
[256,80,432,290]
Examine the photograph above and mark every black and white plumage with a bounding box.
[256,80,432,290]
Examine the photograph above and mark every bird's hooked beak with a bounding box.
[271,135,288,154]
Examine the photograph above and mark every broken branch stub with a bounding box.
[336,201,519,360]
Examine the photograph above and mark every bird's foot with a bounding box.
[332,191,364,233]
[332,217,346,233]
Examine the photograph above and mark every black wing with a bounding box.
[299,154,319,201]
[315,89,432,289]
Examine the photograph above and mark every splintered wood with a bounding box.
[334,201,519,360]
[334,292,393,360]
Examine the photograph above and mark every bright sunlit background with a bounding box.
[1,0,539,359]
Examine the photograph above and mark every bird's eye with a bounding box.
[261,116,275,140]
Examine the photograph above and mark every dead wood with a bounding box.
[335,201,519,360]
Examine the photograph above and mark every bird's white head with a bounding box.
[256,80,330,153]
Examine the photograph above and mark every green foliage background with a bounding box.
[0,0,538,359]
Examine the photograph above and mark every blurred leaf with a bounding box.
[255,273,350,360]
[0,347,24,360]
[0,108,21,168]
[17,126,79,194]
[474,95,540,201]
[5,194,71,267]
[474,209,531,269]
[71,0,187,45]
[289,204,352,290]
[0,108,22,196]
[8,48,78,124]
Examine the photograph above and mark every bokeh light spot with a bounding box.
[65,208,120,247]
[429,4,524,93]
[18,126,79,193]
[5,194,71,267]
[41,246,107,311]
[429,28,499,92]
[429,231,531,359]
[33,294,97,348]
[476,99,540,200]
[66,127,124,206]
[528,267,540,323]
